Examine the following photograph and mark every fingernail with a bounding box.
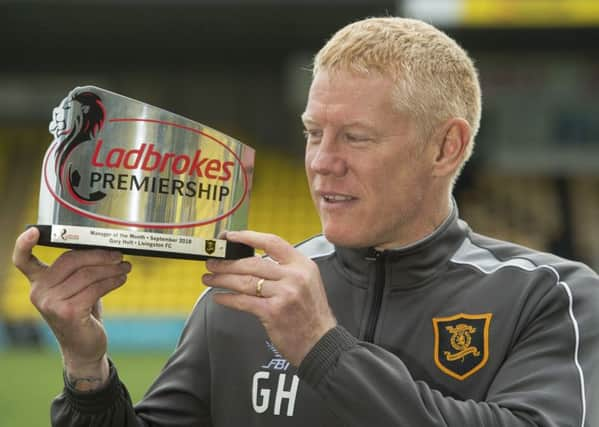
[110,251,123,261]
[121,261,131,273]
[202,273,213,283]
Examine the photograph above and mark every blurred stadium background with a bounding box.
[1,0,598,425]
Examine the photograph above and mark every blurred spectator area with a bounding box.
[1,0,598,349]
[457,172,599,269]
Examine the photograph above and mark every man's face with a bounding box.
[303,70,436,249]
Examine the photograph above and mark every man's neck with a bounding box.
[374,197,454,251]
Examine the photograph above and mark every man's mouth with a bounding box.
[321,193,356,203]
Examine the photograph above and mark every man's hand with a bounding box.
[12,227,131,390]
[203,230,337,367]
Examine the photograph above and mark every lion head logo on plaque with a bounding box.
[50,91,107,204]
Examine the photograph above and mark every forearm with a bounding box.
[53,292,213,426]
[298,327,548,427]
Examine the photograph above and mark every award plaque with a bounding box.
[32,86,255,260]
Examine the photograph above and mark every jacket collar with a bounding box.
[334,201,469,290]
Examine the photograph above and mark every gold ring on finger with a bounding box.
[256,278,265,298]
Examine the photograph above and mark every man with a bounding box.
[13,17,599,426]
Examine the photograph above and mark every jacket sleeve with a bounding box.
[51,290,213,427]
[297,268,599,427]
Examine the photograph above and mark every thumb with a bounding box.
[12,227,47,282]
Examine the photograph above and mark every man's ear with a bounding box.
[431,118,471,178]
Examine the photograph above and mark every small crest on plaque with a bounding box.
[205,239,216,255]
[432,312,492,381]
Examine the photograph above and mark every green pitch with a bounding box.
[0,349,170,426]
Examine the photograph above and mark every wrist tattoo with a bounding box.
[67,375,104,391]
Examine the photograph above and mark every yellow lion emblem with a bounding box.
[444,323,481,362]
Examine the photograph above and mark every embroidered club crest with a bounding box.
[432,313,492,380]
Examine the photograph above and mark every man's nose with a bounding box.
[308,137,348,177]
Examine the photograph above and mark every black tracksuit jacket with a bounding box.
[52,206,599,426]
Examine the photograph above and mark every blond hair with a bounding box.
[314,17,481,173]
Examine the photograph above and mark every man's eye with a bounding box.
[303,129,322,140]
[345,133,369,142]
